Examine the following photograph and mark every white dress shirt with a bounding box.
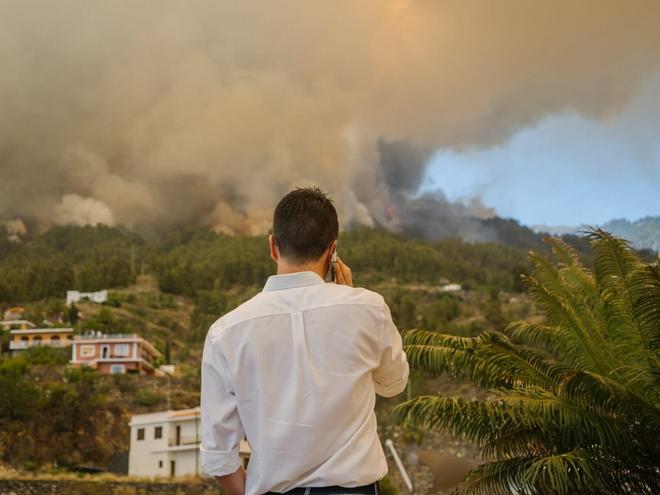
[200,271,409,495]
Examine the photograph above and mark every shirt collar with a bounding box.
[262,271,326,292]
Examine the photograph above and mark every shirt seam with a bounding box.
[210,300,385,340]
[380,299,387,356]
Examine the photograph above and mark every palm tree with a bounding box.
[394,228,660,494]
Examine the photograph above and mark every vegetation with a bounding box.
[0,347,198,469]
[0,350,126,468]
[1,222,603,305]
[1,223,657,490]
[0,225,143,303]
[394,229,660,494]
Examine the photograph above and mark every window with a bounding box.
[114,343,130,357]
[137,428,145,441]
[110,364,126,374]
[158,460,163,468]
[80,345,95,357]
[154,426,163,439]
[51,335,60,346]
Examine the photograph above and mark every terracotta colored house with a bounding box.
[9,327,74,355]
[70,333,161,375]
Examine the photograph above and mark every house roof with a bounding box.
[129,407,201,427]
[73,334,161,356]
[0,320,36,328]
[10,327,73,335]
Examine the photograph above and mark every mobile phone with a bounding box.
[325,246,338,283]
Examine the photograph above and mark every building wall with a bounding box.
[129,419,170,477]
[169,418,200,448]
[11,331,72,345]
[66,290,108,305]
[129,417,202,478]
[74,341,138,361]
[171,449,200,477]
[74,342,98,361]
[10,331,73,354]
[72,339,157,375]
[97,361,142,375]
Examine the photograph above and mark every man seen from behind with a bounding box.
[200,187,409,495]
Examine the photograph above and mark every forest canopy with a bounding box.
[0,223,597,304]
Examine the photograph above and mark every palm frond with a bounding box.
[402,328,473,349]
[403,330,564,389]
[465,447,659,495]
[461,457,535,495]
[583,227,639,289]
[523,264,616,375]
[496,389,651,454]
[545,235,583,269]
[505,320,564,357]
[628,263,660,351]
[557,370,660,434]
[393,395,507,446]
[522,449,598,494]
[396,229,660,494]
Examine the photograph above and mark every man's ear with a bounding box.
[327,240,337,259]
[268,234,279,263]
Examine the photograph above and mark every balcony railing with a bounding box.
[9,341,30,350]
[11,340,68,349]
[168,435,200,447]
[10,338,71,350]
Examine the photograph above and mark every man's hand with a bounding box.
[215,465,246,495]
[335,257,353,287]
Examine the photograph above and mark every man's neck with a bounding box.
[276,260,326,279]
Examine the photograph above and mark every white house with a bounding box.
[66,289,108,305]
[441,283,462,292]
[128,407,251,478]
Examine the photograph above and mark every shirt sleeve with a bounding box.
[372,300,409,397]
[200,330,245,477]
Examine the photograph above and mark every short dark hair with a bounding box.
[273,187,338,263]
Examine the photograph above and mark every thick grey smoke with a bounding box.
[1,1,659,237]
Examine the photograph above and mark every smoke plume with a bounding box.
[1,1,659,237]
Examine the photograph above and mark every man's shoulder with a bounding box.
[207,291,269,339]
[324,283,385,309]
[207,284,387,340]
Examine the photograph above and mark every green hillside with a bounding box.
[0,224,647,476]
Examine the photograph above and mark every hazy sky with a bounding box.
[422,74,660,227]
[1,1,660,235]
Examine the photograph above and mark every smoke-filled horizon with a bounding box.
[1,1,660,238]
